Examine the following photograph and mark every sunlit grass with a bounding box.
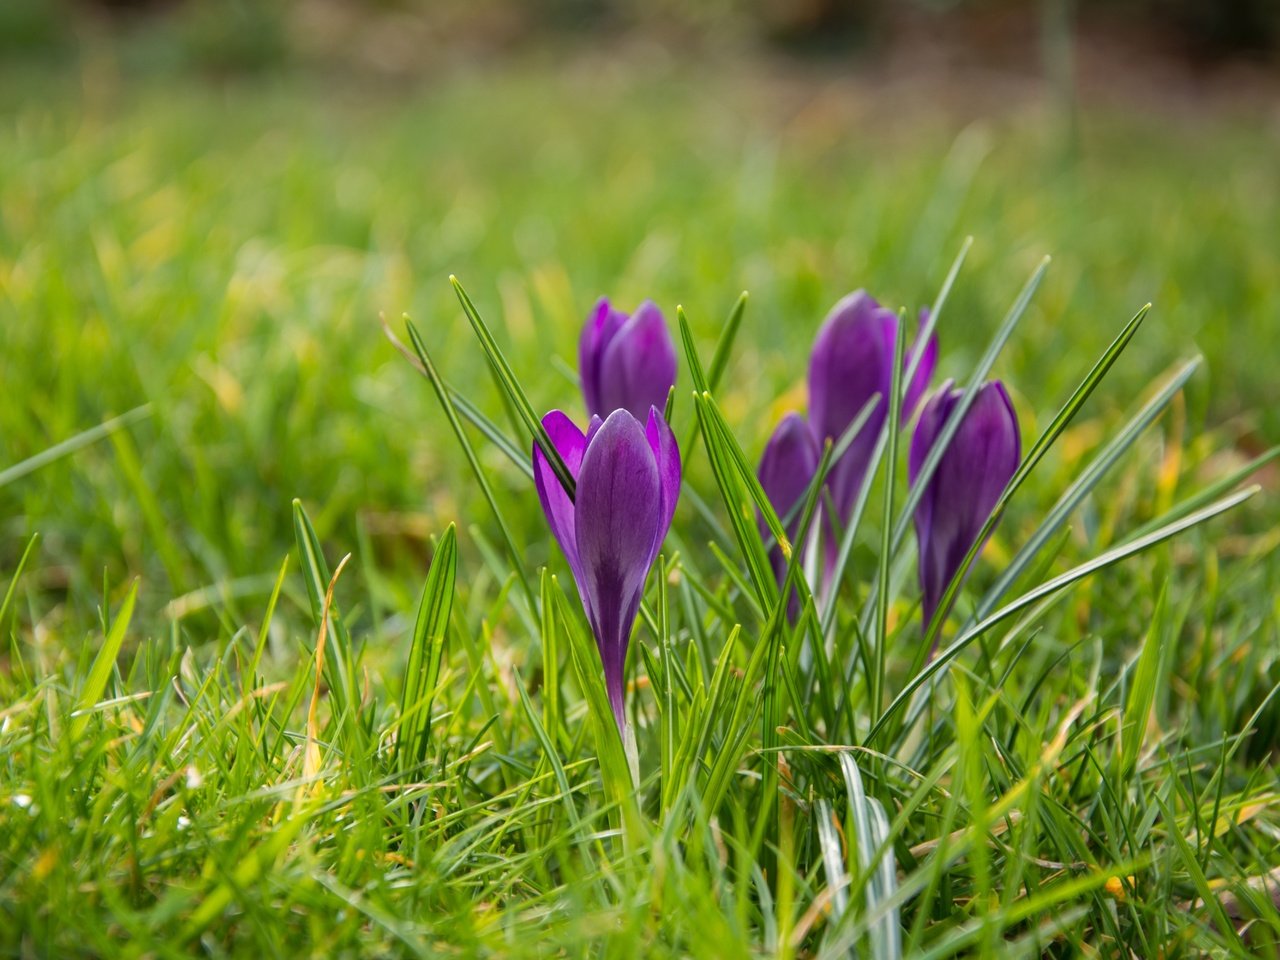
[1,51,1278,957]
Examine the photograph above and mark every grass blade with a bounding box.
[293,498,354,718]
[450,276,577,499]
[69,579,138,743]
[396,524,458,773]
[1117,580,1167,782]
[0,406,151,490]
[403,316,537,610]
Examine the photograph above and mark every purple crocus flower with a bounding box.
[909,379,1020,628]
[758,412,821,611]
[533,405,680,730]
[579,297,677,422]
[808,292,937,525]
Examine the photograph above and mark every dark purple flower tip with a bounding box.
[758,412,820,544]
[578,297,677,422]
[533,406,681,730]
[909,379,1020,629]
[808,291,938,525]
[758,412,821,617]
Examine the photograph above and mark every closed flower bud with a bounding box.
[757,412,821,612]
[809,291,937,525]
[909,379,1020,628]
[578,297,677,422]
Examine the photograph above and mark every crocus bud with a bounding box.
[808,292,937,525]
[909,379,1020,628]
[578,297,677,422]
[757,412,820,599]
[533,406,680,730]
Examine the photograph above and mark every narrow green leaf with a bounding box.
[246,553,289,696]
[397,524,458,773]
[701,391,791,564]
[908,300,1150,668]
[706,292,748,393]
[1118,580,1167,781]
[70,579,138,742]
[557,577,643,845]
[293,499,353,717]
[0,406,150,490]
[539,568,562,746]
[403,317,537,611]
[691,391,777,608]
[383,318,534,479]
[450,276,576,500]
[871,314,907,722]
[1126,444,1280,542]
[0,533,39,636]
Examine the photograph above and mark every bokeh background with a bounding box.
[1,0,1277,628]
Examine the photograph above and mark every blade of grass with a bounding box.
[450,276,576,499]
[0,405,151,490]
[403,316,537,611]
[382,318,533,479]
[293,499,355,719]
[1117,580,1168,782]
[871,315,907,723]
[69,579,138,743]
[396,524,458,773]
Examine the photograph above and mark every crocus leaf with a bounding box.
[868,484,1259,744]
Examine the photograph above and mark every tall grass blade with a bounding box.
[403,316,537,609]
[396,524,458,773]
[293,499,354,717]
[450,276,577,499]
[909,301,1151,667]
[1118,580,1167,782]
[69,579,138,743]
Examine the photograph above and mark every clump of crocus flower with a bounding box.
[533,407,680,732]
[909,379,1020,628]
[758,290,937,598]
[578,298,677,422]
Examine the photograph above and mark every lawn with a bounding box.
[1,43,1278,957]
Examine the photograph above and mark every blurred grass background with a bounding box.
[1,0,1276,631]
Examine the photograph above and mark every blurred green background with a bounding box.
[1,0,1276,629]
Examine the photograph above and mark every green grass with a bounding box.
[2,47,1279,957]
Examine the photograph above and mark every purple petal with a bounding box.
[533,410,588,593]
[574,409,663,729]
[645,406,682,566]
[911,381,1020,626]
[579,297,628,419]
[909,379,959,487]
[585,413,604,447]
[808,290,899,522]
[597,300,677,421]
[908,382,958,622]
[758,413,821,610]
[758,412,820,541]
